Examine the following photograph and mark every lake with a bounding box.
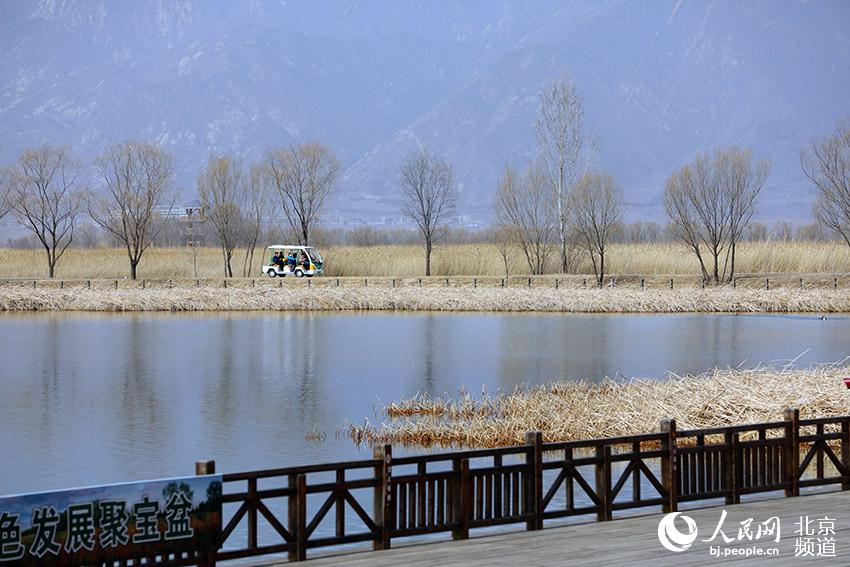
[1,311,848,496]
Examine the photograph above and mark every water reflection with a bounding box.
[0,311,847,496]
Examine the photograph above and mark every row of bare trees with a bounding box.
[662,118,850,283]
[494,77,623,284]
[0,143,175,279]
[664,147,770,283]
[197,143,339,278]
[1,141,339,279]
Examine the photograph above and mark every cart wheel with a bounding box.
[267,269,277,278]
[295,269,304,278]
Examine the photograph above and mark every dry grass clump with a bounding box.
[349,364,850,449]
[1,241,849,279]
[0,286,849,313]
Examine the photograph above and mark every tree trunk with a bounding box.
[728,240,737,283]
[598,249,605,286]
[425,238,432,277]
[557,165,567,274]
[130,260,138,280]
[224,250,233,278]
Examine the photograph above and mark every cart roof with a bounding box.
[266,245,316,250]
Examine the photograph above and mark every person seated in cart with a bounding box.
[287,252,297,270]
[300,252,310,269]
[271,251,284,269]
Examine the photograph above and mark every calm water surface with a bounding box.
[1,311,848,495]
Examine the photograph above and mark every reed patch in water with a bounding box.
[348,364,850,448]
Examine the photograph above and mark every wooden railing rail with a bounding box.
[2,273,848,291]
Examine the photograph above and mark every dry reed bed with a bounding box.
[2,241,850,279]
[0,286,849,313]
[348,365,850,449]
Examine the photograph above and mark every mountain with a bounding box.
[1,0,849,223]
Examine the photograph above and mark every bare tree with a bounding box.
[400,150,457,276]
[664,147,768,284]
[197,155,244,278]
[570,171,623,285]
[266,142,339,246]
[717,148,769,279]
[4,145,84,278]
[495,163,555,275]
[802,120,850,247]
[90,142,176,279]
[664,160,711,282]
[242,162,276,276]
[537,77,587,273]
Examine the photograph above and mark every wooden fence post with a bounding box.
[583,278,587,288]
[784,408,800,497]
[661,419,678,513]
[723,431,734,504]
[288,474,297,561]
[114,280,118,290]
[766,278,770,290]
[595,445,610,521]
[835,277,838,290]
[336,278,340,287]
[60,280,64,289]
[295,474,307,561]
[732,278,736,289]
[669,278,673,290]
[473,278,477,288]
[392,279,395,288]
[800,278,803,290]
[365,278,368,287]
[373,444,392,550]
[555,278,559,290]
[842,419,850,490]
[247,478,257,550]
[527,277,531,288]
[195,460,216,475]
[452,459,471,540]
[731,433,741,504]
[501,278,505,288]
[525,431,543,530]
[194,460,217,567]
[640,278,645,290]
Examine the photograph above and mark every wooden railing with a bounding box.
[207,409,850,564]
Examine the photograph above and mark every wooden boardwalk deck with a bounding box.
[255,490,850,566]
